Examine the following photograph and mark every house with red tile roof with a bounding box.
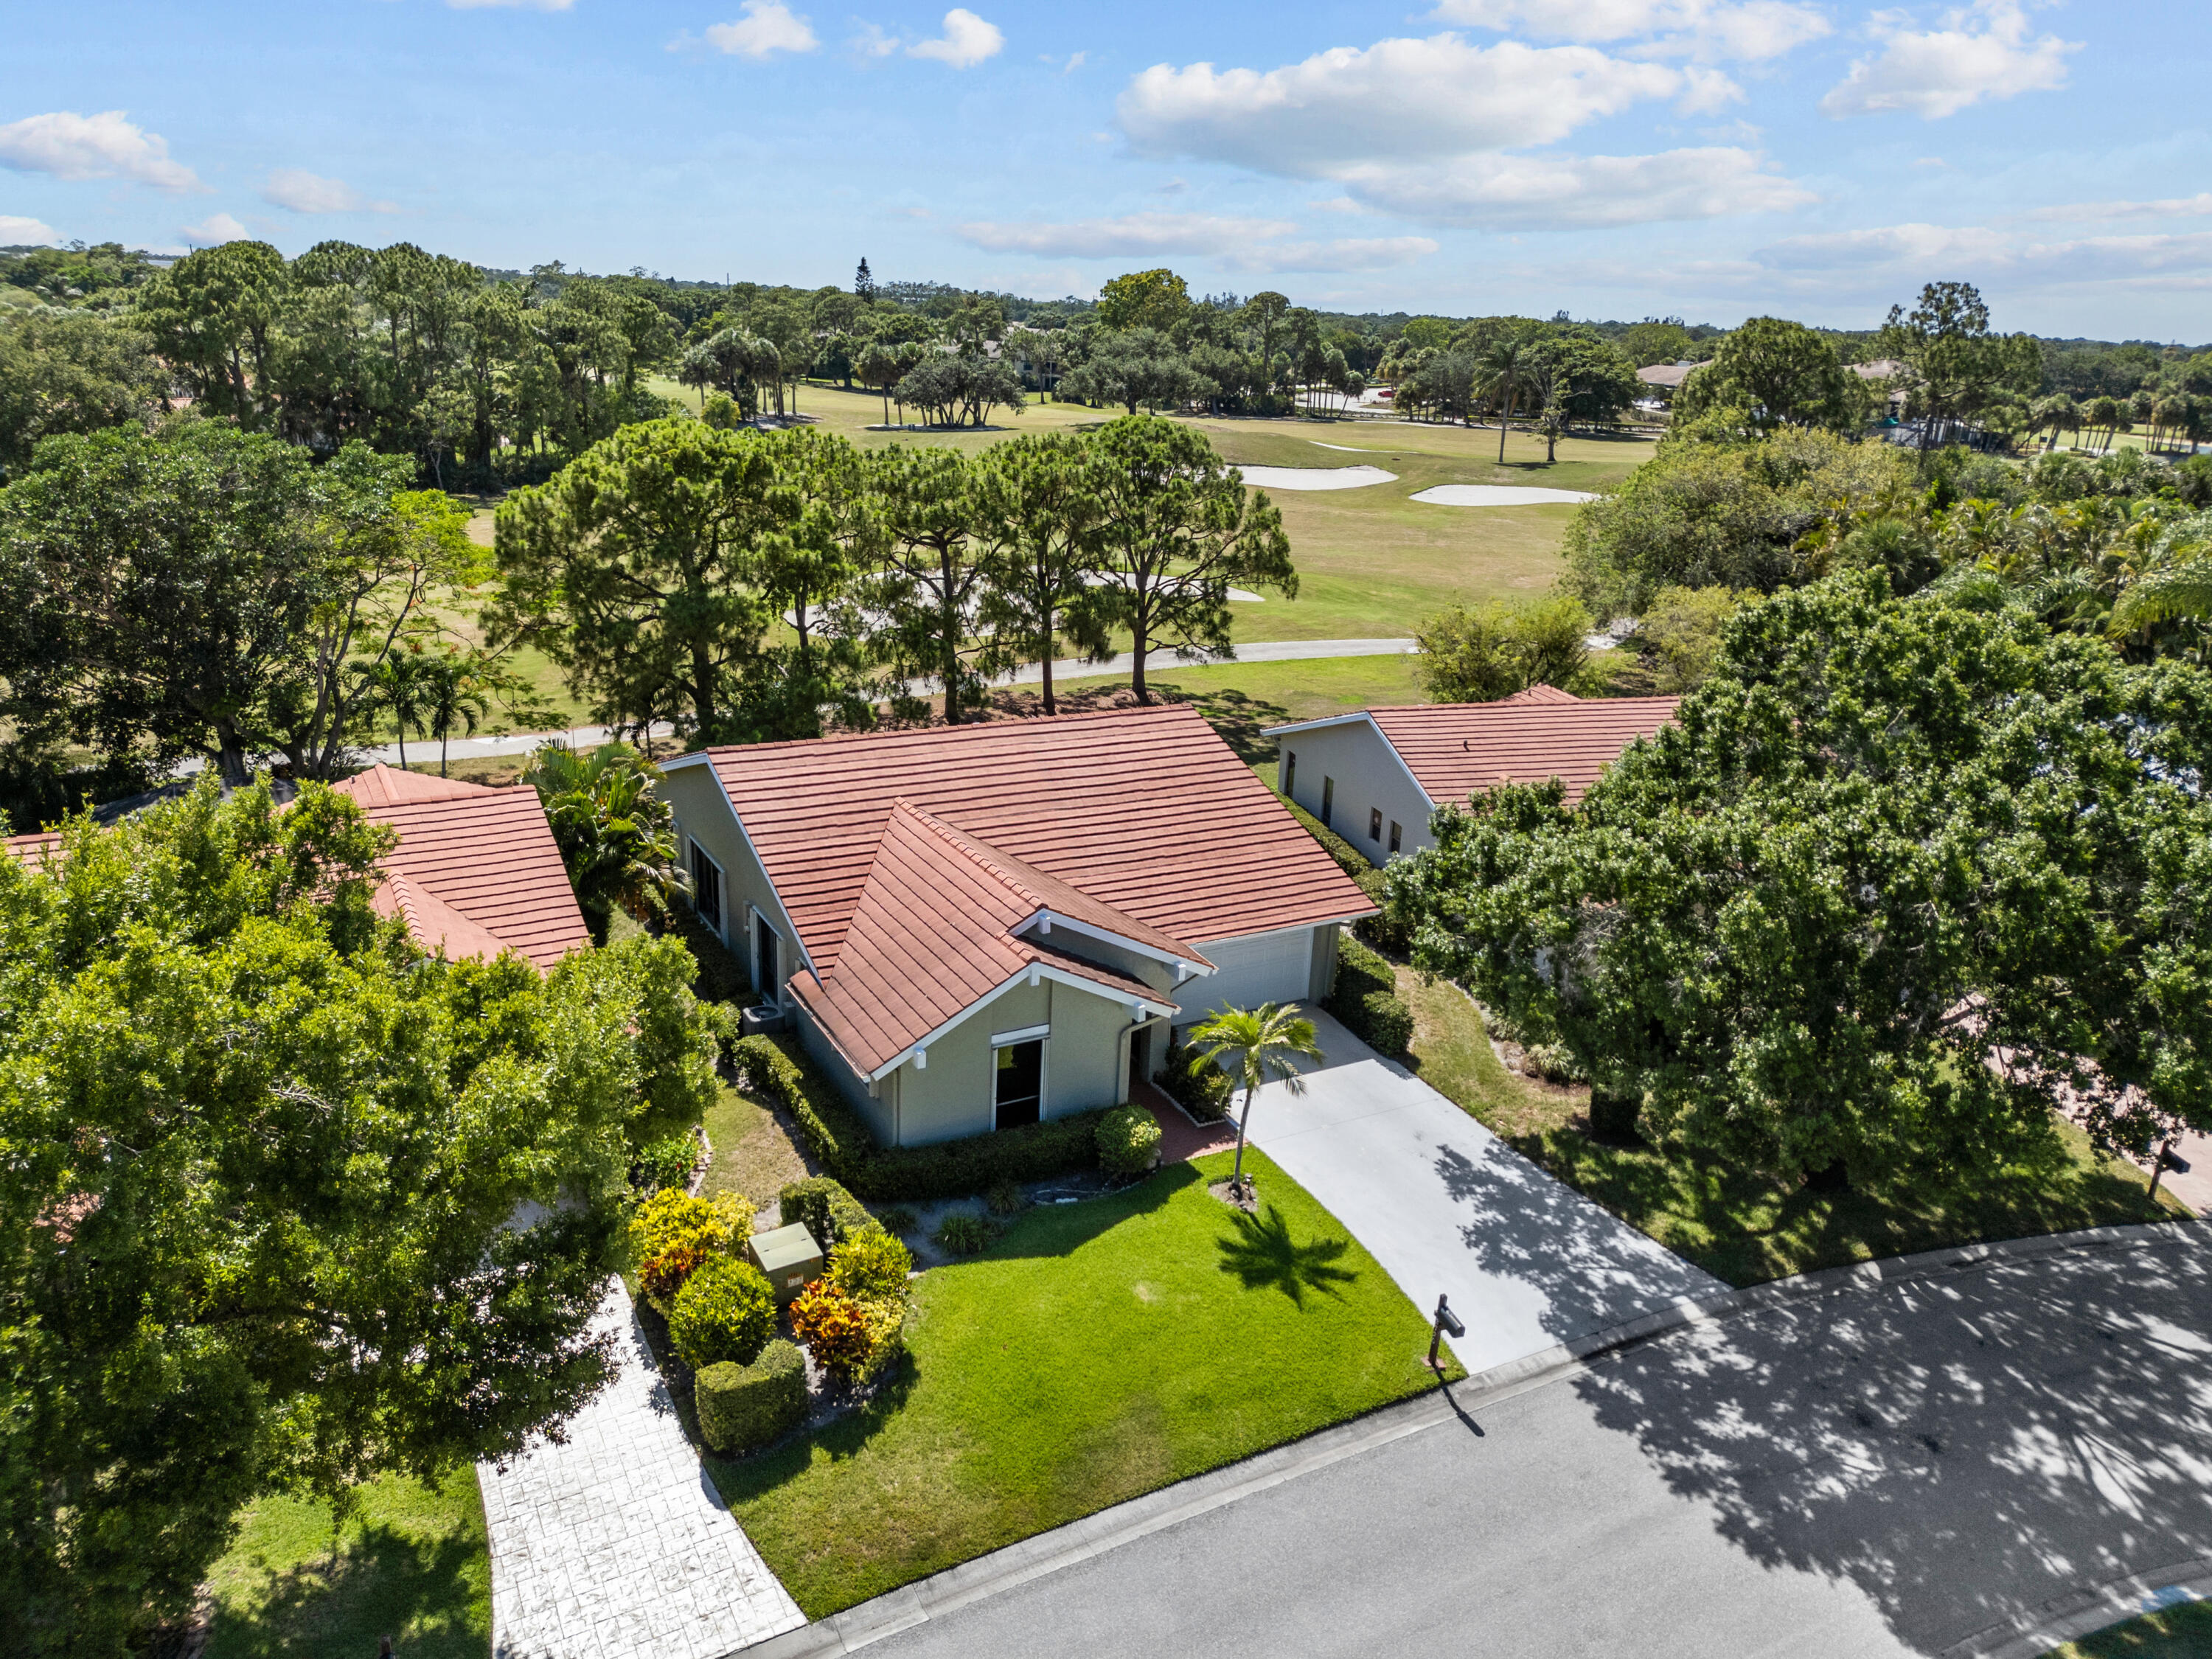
[656,703,1374,1148]
[1265,686,1680,866]
[4,765,588,972]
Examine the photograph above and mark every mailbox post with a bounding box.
[1428,1293,1465,1369]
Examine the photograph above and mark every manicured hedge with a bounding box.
[1326,936,1415,1057]
[667,1254,776,1371]
[669,897,752,1006]
[1154,1038,1234,1121]
[1096,1102,1163,1176]
[778,1176,877,1250]
[1279,791,1411,953]
[696,1339,807,1456]
[730,1034,1101,1202]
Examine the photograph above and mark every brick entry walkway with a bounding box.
[477,1281,805,1659]
[1136,1079,1240,1165]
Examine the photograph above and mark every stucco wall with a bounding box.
[1276,720,1435,866]
[658,760,798,1003]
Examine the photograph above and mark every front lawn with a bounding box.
[2046,1599,2212,1658]
[1397,966,2188,1288]
[713,1147,1455,1618]
[201,1472,490,1659]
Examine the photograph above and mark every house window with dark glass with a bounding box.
[1321,776,1335,827]
[690,841,723,937]
[1368,807,1382,841]
[995,1039,1043,1128]
[1388,820,1402,855]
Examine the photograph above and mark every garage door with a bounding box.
[1184,925,1317,1023]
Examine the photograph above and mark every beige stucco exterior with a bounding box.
[1275,717,1438,867]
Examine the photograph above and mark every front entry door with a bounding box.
[995,1040,1043,1128]
[1128,1026,1152,1095]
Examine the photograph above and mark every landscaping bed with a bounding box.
[1395,964,2190,1287]
[2042,1599,2212,1658]
[710,1146,1458,1618]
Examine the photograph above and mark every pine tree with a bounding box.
[855,257,875,299]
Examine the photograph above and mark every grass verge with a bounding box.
[713,1145,1458,1618]
[1397,967,2188,1288]
[2045,1599,2212,1658]
[202,1472,490,1659]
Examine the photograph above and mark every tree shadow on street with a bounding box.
[1568,1230,2212,1654]
[1216,1203,1358,1307]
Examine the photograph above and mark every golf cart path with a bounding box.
[1245,1008,1723,1370]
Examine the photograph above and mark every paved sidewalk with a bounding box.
[476,1281,804,1659]
[1244,1009,1723,1371]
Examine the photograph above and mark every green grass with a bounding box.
[1397,964,2189,1288]
[202,1472,490,1659]
[2046,1599,2212,1658]
[713,1146,1458,1618]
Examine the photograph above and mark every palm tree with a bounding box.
[522,741,686,940]
[419,652,493,777]
[1189,1003,1325,1203]
[353,650,434,771]
[1477,339,1534,465]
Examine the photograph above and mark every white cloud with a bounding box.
[849,22,899,57]
[1063,49,1086,74]
[958,212,1299,257]
[1339,145,1813,228]
[703,1,818,58]
[180,212,249,246]
[1747,219,2212,294]
[447,0,574,9]
[1430,0,1830,62]
[1756,220,2011,269]
[909,9,1003,69]
[2023,192,2212,224]
[260,167,397,214]
[1227,236,1439,273]
[0,214,58,244]
[1821,0,2076,119]
[1676,65,1745,112]
[0,110,203,193]
[1120,36,1677,172]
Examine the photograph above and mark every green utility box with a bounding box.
[747,1222,825,1305]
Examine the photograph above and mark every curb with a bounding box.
[727,1215,2211,1657]
[1940,1556,2212,1658]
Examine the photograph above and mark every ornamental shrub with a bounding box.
[1096,1103,1163,1177]
[789,1280,871,1380]
[629,1130,699,1195]
[1326,936,1414,1057]
[639,1241,710,1312]
[778,1176,875,1251]
[629,1188,752,1265]
[667,1255,776,1371]
[1155,1040,1234,1122]
[984,1179,1025,1216]
[933,1211,990,1256]
[826,1225,914,1302]
[695,1340,807,1455]
[1352,989,1415,1057]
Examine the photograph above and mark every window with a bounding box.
[1388,820,1402,855]
[1368,807,1383,842]
[1321,776,1335,827]
[995,1039,1043,1128]
[753,911,779,1001]
[1284,751,1296,795]
[690,841,723,936]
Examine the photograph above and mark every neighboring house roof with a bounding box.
[787,801,1179,1077]
[4,765,588,973]
[1635,362,1701,387]
[329,765,590,970]
[1268,687,1680,808]
[670,704,1374,1077]
[1848,359,1905,380]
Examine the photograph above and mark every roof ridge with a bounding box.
[891,799,1050,913]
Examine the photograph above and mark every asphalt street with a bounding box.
[857,1226,2212,1659]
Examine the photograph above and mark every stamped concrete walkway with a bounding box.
[476,1281,805,1659]
[1244,1009,1725,1371]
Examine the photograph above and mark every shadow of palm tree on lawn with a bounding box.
[1216,1205,1357,1307]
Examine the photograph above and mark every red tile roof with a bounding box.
[330,766,590,971]
[1498,683,1584,706]
[695,704,1371,970]
[8,765,588,970]
[1364,696,1680,806]
[787,801,1175,1076]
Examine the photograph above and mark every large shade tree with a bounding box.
[1083,415,1296,703]
[0,776,717,1653]
[1391,571,2212,1189]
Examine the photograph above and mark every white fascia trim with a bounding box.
[658,750,715,771]
[695,759,816,978]
[867,964,1179,1082]
[1194,914,1374,952]
[1263,709,1437,813]
[1017,909,1213,975]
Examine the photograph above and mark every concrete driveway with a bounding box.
[1241,1008,1724,1369]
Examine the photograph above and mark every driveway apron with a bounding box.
[1243,1009,1725,1369]
[476,1280,805,1659]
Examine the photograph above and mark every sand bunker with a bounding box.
[1409,484,1596,507]
[1236,464,1398,491]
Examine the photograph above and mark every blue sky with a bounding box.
[2,1,2205,337]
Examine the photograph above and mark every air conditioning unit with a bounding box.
[741,1004,789,1036]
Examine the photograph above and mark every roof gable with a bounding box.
[1364,697,1680,806]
